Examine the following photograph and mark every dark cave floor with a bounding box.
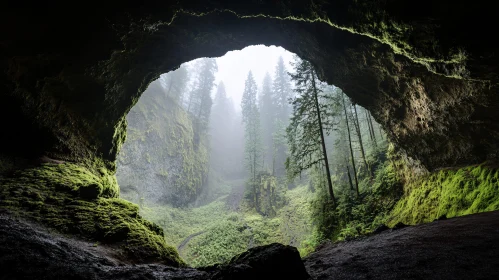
[304,211,499,280]
[1,210,499,280]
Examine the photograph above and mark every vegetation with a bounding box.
[187,58,218,130]
[0,163,183,266]
[241,71,264,212]
[118,88,209,206]
[139,182,314,267]
[287,56,337,203]
[388,164,499,226]
[110,46,499,269]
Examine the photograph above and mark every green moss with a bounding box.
[0,163,184,266]
[388,164,499,226]
[119,94,209,205]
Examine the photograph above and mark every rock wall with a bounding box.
[2,1,498,174]
[117,81,208,207]
[2,1,499,266]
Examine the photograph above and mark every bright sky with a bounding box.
[188,45,295,111]
[215,45,294,110]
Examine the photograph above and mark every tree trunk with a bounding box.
[311,69,335,204]
[346,160,354,191]
[272,151,276,176]
[253,144,259,212]
[353,105,372,178]
[365,109,375,144]
[342,93,360,198]
[366,110,374,142]
[377,121,384,140]
[366,109,377,146]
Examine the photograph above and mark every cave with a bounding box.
[2,1,499,279]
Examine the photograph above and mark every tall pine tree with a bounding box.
[187,58,217,129]
[259,72,274,171]
[242,71,263,211]
[271,56,292,177]
[159,64,189,103]
[210,81,235,176]
[286,57,336,203]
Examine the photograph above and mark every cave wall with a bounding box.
[2,1,498,175]
[1,0,499,266]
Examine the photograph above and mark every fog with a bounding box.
[116,45,387,267]
[188,45,294,111]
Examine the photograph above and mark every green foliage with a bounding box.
[0,163,183,266]
[286,57,342,205]
[388,164,499,226]
[269,57,292,176]
[140,184,315,267]
[286,57,333,180]
[255,173,287,217]
[310,155,403,242]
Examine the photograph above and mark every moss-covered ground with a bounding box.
[0,163,184,266]
[387,164,499,226]
[139,183,315,267]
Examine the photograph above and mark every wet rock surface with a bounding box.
[304,211,499,280]
[2,211,499,279]
[207,243,310,280]
[0,214,308,280]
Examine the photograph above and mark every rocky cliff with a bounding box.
[117,81,208,207]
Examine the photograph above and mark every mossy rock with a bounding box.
[0,163,184,266]
[388,164,499,226]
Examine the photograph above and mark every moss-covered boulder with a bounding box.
[0,163,184,266]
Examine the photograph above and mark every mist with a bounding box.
[116,45,388,267]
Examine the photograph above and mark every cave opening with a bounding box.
[2,3,499,278]
[116,45,390,267]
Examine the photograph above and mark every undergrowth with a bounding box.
[139,184,314,267]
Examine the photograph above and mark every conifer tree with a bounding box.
[159,64,189,103]
[271,56,292,176]
[342,92,360,198]
[352,104,372,178]
[241,71,263,211]
[210,81,235,175]
[187,58,217,129]
[259,72,274,170]
[286,57,336,203]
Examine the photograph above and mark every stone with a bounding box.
[212,243,310,280]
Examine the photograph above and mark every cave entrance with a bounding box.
[116,45,387,267]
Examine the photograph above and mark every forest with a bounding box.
[116,46,499,267]
[4,4,499,279]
